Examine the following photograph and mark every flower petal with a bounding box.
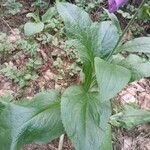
[108,0,117,13]
[108,0,128,13]
[115,0,128,7]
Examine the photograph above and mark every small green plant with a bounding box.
[138,2,150,20]
[31,0,48,9]
[24,7,60,36]
[16,39,39,55]
[0,62,39,88]
[0,1,150,150]
[1,0,22,16]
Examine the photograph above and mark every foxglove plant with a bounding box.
[0,0,149,150]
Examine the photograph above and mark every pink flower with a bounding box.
[108,0,128,13]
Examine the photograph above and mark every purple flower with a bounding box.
[108,0,128,13]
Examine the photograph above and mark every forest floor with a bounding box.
[0,0,150,149]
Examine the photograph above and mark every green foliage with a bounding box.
[112,54,150,80]
[0,37,42,88]
[56,3,150,149]
[0,90,64,150]
[117,37,150,53]
[24,7,59,36]
[1,0,22,16]
[115,37,150,80]
[31,0,48,9]
[57,2,120,90]
[117,10,133,19]
[0,2,150,150]
[138,3,150,20]
[16,39,39,55]
[42,7,57,23]
[57,3,130,149]
[0,63,38,88]
[103,9,122,35]
[61,86,112,150]
[0,63,17,79]
[0,92,13,102]
[26,58,42,70]
[95,57,131,102]
[110,105,150,129]
[62,40,82,65]
[24,22,44,36]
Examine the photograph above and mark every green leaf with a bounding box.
[0,90,64,150]
[24,22,44,36]
[112,54,150,80]
[0,102,5,115]
[99,21,119,57]
[56,2,92,28]
[133,62,150,77]
[57,2,95,90]
[82,60,94,90]
[71,21,119,59]
[95,57,131,102]
[42,7,56,23]
[110,105,150,129]
[124,54,150,80]
[117,37,150,53]
[61,86,112,150]
[103,8,122,35]
[56,2,93,61]
[138,5,150,20]
[26,12,40,22]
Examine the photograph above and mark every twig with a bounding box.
[58,134,65,150]
[1,17,15,35]
[48,144,57,150]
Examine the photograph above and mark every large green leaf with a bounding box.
[95,57,131,102]
[42,7,56,23]
[56,2,92,29]
[0,90,64,150]
[117,37,150,53]
[99,21,119,57]
[61,86,112,150]
[57,2,95,90]
[112,54,150,80]
[103,8,122,35]
[56,2,93,62]
[24,22,44,36]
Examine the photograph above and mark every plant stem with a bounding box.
[58,134,65,150]
[106,0,147,60]
[1,17,15,35]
